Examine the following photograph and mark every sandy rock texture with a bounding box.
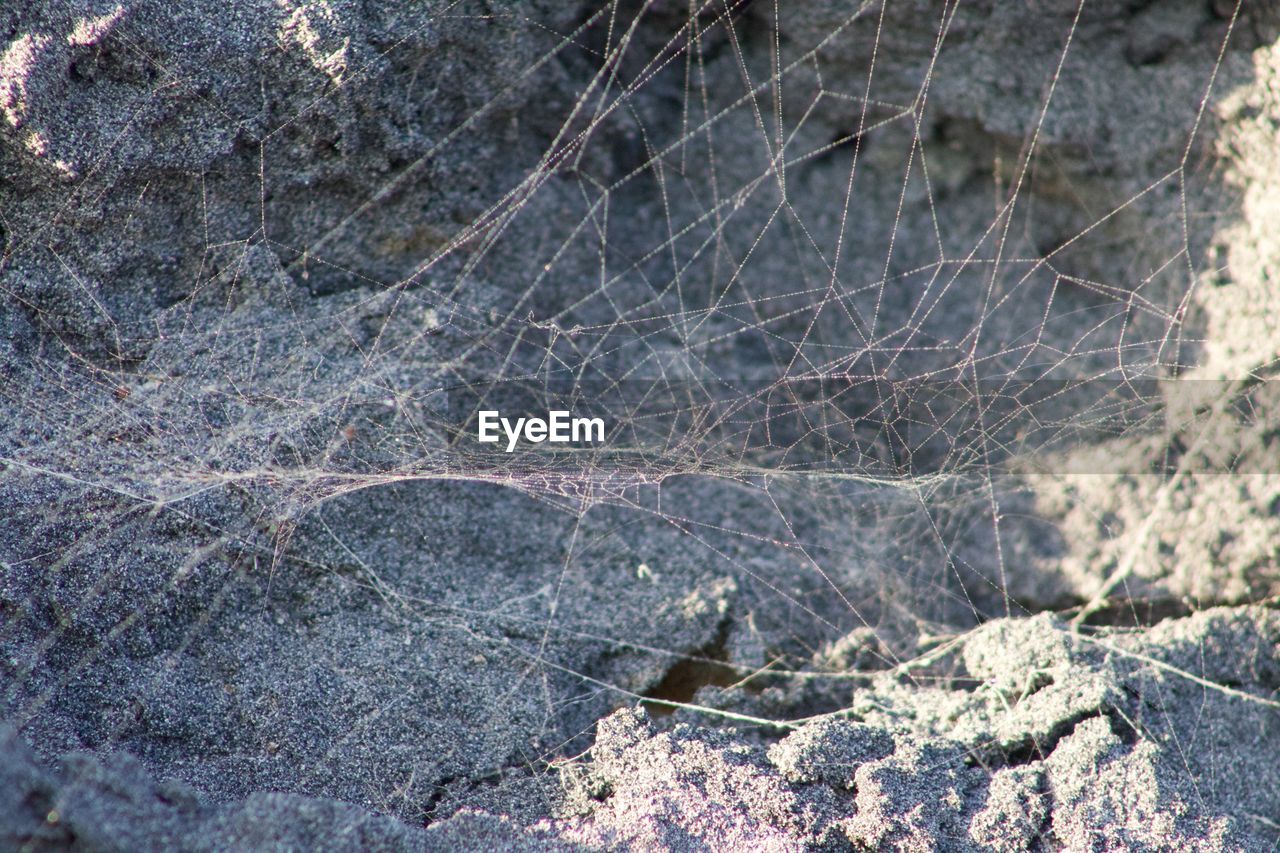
[6,610,1277,849]
[3,0,1279,849]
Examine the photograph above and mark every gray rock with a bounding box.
[3,0,1280,849]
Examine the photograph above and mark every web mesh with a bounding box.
[2,0,1279,841]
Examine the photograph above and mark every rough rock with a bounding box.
[3,0,1280,849]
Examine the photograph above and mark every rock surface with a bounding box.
[3,0,1279,849]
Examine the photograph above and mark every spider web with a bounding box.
[2,0,1279,843]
